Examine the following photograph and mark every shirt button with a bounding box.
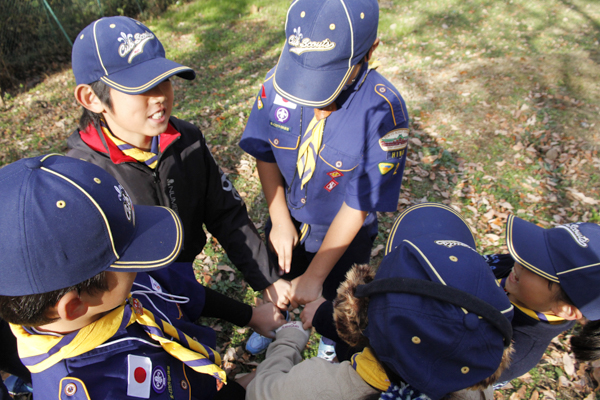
[65,383,77,396]
[274,138,279,145]
[181,380,189,390]
[335,161,342,168]
[301,198,306,204]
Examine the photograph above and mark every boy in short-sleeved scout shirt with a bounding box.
[240,0,409,310]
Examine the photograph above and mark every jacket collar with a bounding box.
[79,120,181,165]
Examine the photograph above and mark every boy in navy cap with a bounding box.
[245,203,514,400]
[240,0,409,354]
[0,154,280,399]
[485,216,600,384]
[66,16,291,313]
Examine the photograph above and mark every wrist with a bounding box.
[304,264,329,282]
[276,321,310,338]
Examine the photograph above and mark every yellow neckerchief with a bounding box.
[351,347,390,391]
[11,296,226,383]
[498,277,565,324]
[296,115,326,189]
[101,121,159,169]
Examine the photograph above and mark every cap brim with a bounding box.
[506,215,558,282]
[108,205,183,271]
[385,203,477,256]
[273,49,353,108]
[100,57,195,95]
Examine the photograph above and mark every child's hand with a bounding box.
[263,279,292,310]
[269,218,298,274]
[300,296,326,330]
[247,302,287,339]
[290,274,323,308]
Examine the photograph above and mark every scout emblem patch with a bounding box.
[327,170,344,179]
[152,366,167,394]
[379,128,409,152]
[378,163,395,175]
[257,95,264,110]
[275,107,290,123]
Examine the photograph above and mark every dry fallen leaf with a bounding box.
[563,353,575,377]
[371,244,385,257]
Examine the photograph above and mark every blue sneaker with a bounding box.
[4,375,33,395]
[246,310,289,355]
[317,337,337,362]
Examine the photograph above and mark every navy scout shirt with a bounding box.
[240,63,409,251]
[21,264,219,400]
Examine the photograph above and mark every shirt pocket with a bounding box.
[268,128,300,183]
[313,144,361,200]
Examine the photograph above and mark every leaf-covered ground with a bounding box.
[1,0,599,398]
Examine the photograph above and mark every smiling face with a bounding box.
[504,262,561,313]
[102,80,174,149]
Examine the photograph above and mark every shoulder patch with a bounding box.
[60,377,91,400]
[379,128,409,152]
[374,84,407,126]
[378,162,395,175]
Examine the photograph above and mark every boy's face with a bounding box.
[103,80,174,148]
[504,262,560,313]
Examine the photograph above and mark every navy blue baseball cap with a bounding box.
[0,154,183,296]
[357,203,514,399]
[273,0,378,107]
[506,214,600,321]
[72,16,195,94]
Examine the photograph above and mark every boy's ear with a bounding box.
[553,302,583,321]
[365,38,380,62]
[74,84,106,113]
[55,290,89,322]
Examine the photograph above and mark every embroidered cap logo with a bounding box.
[288,26,336,55]
[557,223,590,248]
[114,184,134,223]
[118,31,155,63]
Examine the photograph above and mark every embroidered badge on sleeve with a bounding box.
[379,128,409,152]
[378,163,395,175]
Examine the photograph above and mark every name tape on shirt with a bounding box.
[274,94,297,109]
[379,128,409,152]
[128,355,152,398]
[270,121,291,132]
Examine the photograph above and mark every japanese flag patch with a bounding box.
[128,355,152,398]
[379,128,409,152]
[274,94,297,109]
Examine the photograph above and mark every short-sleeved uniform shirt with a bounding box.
[240,63,409,251]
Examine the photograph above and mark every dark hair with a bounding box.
[570,320,600,362]
[0,271,109,327]
[548,280,574,305]
[78,80,113,130]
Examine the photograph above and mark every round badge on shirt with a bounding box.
[275,107,290,123]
